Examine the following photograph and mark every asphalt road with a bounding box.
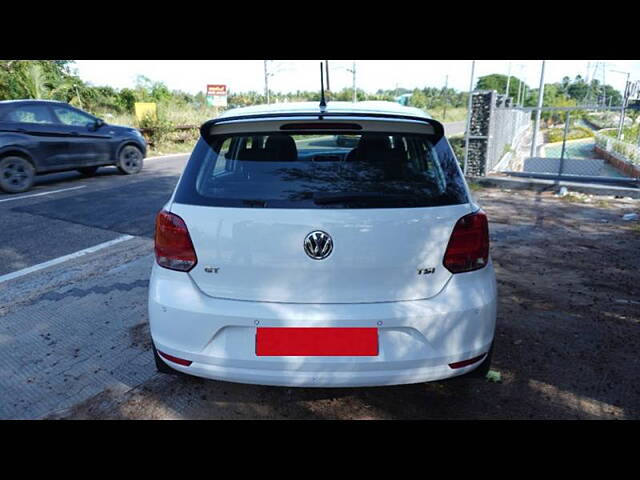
[443,120,466,136]
[0,154,188,277]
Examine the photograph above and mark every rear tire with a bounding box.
[152,343,183,375]
[117,145,144,175]
[0,156,35,193]
[77,166,99,176]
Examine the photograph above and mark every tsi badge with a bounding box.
[417,267,435,275]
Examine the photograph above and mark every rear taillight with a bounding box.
[154,210,197,272]
[443,210,489,274]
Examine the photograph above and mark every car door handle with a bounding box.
[69,131,79,136]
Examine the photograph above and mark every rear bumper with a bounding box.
[148,262,497,387]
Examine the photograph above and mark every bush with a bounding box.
[448,135,465,167]
[138,114,174,146]
[546,126,593,143]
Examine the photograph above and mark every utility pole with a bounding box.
[530,60,546,158]
[515,64,525,106]
[602,64,607,110]
[505,61,512,98]
[264,60,270,104]
[463,60,476,176]
[352,61,356,102]
[442,74,449,120]
[325,60,330,93]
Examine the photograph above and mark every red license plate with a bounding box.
[256,327,379,356]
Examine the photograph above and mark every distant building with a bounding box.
[395,93,413,106]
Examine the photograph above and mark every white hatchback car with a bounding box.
[148,101,497,387]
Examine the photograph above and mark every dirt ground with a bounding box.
[48,186,640,420]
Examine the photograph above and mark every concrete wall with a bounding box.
[595,145,640,177]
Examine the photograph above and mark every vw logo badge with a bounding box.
[304,231,333,260]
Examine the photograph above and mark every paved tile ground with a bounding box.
[0,245,156,419]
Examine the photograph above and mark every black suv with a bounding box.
[0,100,146,193]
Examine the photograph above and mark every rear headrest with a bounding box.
[352,133,408,165]
[265,134,298,162]
[238,147,267,161]
[357,134,392,154]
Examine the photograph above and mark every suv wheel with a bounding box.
[117,145,144,175]
[0,156,35,193]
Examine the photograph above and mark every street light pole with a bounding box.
[530,60,546,158]
[515,64,525,106]
[442,74,449,120]
[611,70,630,140]
[505,61,511,99]
[463,60,476,176]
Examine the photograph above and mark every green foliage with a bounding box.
[448,135,465,166]
[476,73,524,100]
[546,126,594,143]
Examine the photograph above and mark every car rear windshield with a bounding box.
[174,131,468,209]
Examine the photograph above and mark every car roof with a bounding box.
[217,101,431,120]
[0,99,67,106]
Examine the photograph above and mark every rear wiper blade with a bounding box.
[312,192,413,205]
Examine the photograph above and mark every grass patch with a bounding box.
[545,126,594,143]
[148,140,197,157]
[430,107,468,123]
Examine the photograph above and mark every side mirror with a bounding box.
[90,118,105,131]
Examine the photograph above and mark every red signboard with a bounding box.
[207,84,227,96]
[206,84,227,107]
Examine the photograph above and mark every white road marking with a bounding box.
[145,153,189,161]
[0,185,87,204]
[0,235,135,284]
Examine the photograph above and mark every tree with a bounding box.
[409,89,428,109]
[476,74,526,100]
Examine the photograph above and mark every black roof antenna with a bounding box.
[319,61,327,112]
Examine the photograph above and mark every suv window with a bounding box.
[52,106,95,126]
[176,130,468,209]
[4,104,55,124]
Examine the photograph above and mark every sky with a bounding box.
[72,60,640,96]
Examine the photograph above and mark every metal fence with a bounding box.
[487,106,640,186]
[488,107,531,172]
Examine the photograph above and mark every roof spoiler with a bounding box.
[200,112,444,140]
